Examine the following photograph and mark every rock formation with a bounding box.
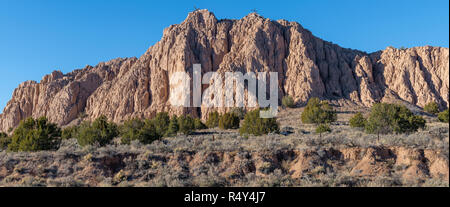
[0,10,448,131]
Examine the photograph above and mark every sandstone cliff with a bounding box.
[0,10,448,131]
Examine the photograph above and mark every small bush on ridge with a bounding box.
[316,124,331,137]
[230,107,246,120]
[194,118,207,130]
[61,125,79,140]
[301,98,337,124]
[120,118,160,145]
[239,109,279,136]
[349,112,367,128]
[219,112,240,129]
[152,112,170,138]
[282,96,295,108]
[77,115,118,147]
[0,132,11,150]
[424,102,440,115]
[438,109,449,123]
[165,116,179,137]
[365,103,426,139]
[8,117,61,152]
[206,111,220,128]
[178,115,195,135]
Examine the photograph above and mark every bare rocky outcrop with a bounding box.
[1,9,448,132]
[0,58,137,131]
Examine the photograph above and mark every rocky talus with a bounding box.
[1,10,448,131]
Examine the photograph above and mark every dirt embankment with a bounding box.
[0,144,448,187]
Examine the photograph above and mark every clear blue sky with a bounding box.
[0,0,448,111]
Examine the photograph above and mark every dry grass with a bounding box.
[0,107,448,187]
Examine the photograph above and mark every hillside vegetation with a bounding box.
[0,101,448,187]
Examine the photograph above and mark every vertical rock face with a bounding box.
[372,46,449,109]
[0,58,137,131]
[0,10,448,131]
